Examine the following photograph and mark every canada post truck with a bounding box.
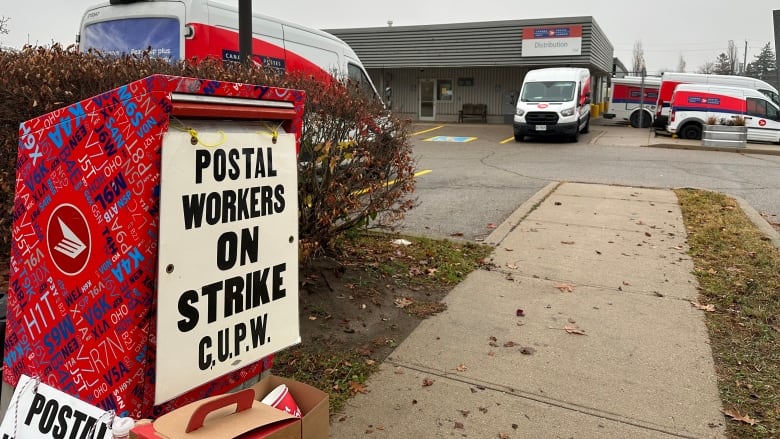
[513,67,591,142]
[667,84,780,143]
[653,72,780,130]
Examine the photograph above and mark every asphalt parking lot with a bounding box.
[392,118,780,242]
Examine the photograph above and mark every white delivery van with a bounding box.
[513,67,591,142]
[653,72,780,130]
[667,84,780,143]
[78,0,379,97]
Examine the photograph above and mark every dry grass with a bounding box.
[676,189,780,438]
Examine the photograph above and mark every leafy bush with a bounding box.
[0,45,415,260]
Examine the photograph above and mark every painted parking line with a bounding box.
[424,136,477,143]
[412,125,444,136]
[352,169,433,196]
[500,136,515,144]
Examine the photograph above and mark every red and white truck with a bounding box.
[78,0,379,96]
[603,76,660,128]
[667,83,780,143]
[653,72,780,130]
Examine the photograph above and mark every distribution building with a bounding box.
[328,16,615,123]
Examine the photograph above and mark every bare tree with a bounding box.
[726,40,739,75]
[677,54,686,73]
[697,61,716,74]
[632,40,646,75]
[0,16,9,35]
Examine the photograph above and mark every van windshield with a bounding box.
[758,89,780,108]
[82,17,180,61]
[521,81,576,103]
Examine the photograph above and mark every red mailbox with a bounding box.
[4,75,305,418]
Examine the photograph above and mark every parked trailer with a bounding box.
[603,76,660,128]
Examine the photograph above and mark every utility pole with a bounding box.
[239,0,252,65]
[743,40,748,75]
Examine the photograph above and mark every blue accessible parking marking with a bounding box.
[424,136,477,143]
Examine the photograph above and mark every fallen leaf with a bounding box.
[454,422,464,430]
[721,408,757,425]
[690,301,716,312]
[520,347,536,355]
[503,341,518,347]
[458,410,470,417]
[516,309,525,317]
[554,283,575,293]
[487,351,496,356]
[504,247,514,251]
[394,367,404,374]
[376,425,385,431]
[561,241,575,245]
[564,325,587,335]
[426,268,438,276]
[506,262,518,269]
[499,433,510,439]
[394,297,414,308]
[645,232,652,237]
[308,316,317,320]
[365,359,376,366]
[349,381,367,394]
[479,407,488,413]
[487,223,496,229]
[456,364,468,372]
[622,281,631,286]
[450,232,464,237]
[422,378,435,387]
[708,268,717,274]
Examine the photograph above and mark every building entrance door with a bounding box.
[419,79,435,121]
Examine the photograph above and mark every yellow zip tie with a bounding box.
[170,121,226,147]
[257,121,283,144]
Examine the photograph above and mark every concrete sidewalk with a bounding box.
[331,182,726,438]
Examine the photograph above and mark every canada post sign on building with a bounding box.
[522,25,583,57]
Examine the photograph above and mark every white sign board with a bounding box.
[155,120,300,404]
[522,25,583,57]
[0,375,113,438]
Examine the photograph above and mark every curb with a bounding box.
[484,181,560,247]
[733,195,780,250]
[645,143,780,156]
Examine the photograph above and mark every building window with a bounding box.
[437,80,453,101]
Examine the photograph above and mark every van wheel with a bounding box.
[630,111,652,128]
[570,130,580,142]
[679,124,702,140]
[581,116,590,134]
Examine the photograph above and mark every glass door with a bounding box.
[419,79,435,121]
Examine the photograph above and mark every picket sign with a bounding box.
[0,375,113,439]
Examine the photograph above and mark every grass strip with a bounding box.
[676,188,780,438]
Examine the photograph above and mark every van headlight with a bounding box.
[515,109,525,117]
[561,107,575,117]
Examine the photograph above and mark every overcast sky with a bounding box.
[1,1,778,75]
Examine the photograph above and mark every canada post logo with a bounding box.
[47,204,91,275]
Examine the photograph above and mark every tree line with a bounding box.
[631,40,778,83]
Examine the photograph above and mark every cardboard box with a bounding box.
[250,375,329,439]
[130,375,328,439]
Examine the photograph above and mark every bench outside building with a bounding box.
[458,103,487,123]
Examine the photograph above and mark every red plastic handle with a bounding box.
[186,388,256,433]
